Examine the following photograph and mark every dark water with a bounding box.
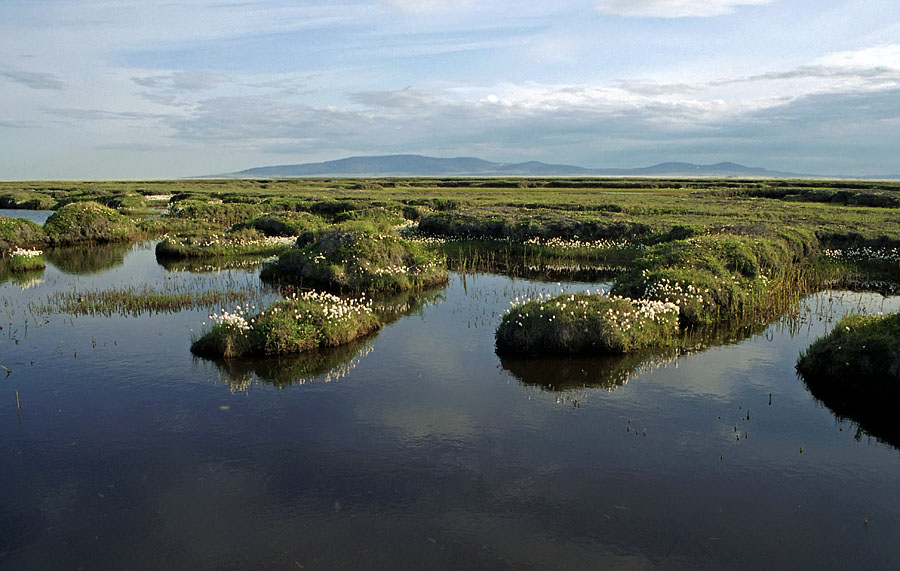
[2,243,899,570]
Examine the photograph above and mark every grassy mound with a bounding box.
[797,312,900,446]
[496,292,679,355]
[166,200,265,227]
[612,229,819,327]
[8,247,45,272]
[230,212,327,237]
[262,229,448,293]
[0,217,47,253]
[191,291,380,359]
[44,201,138,245]
[155,228,295,259]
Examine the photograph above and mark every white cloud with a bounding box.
[597,0,771,18]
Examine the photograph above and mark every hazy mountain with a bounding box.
[220,154,804,178]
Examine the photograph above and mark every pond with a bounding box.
[0,208,53,225]
[2,242,900,570]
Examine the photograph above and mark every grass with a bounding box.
[155,228,295,259]
[32,285,263,317]
[8,247,45,272]
[262,228,448,293]
[190,290,380,358]
[796,312,900,446]
[496,291,679,355]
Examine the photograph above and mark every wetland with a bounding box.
[2,178,900,569]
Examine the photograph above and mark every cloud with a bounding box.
[596,0,771,18]
[1,69,65,90]
[384,0,474,14]
[133,70,231,91]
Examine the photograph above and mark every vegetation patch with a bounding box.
[8,247,45,272]
[797,312,900,446]
[611,229,820,327]
[0,217,47,253]
[191,291,380,358]
[43,201,138,245]
[230,212,327,237]
[155,229,295,259]
[0,190,55,210]
[496,292,679,355]
[32,285,261,317]
[166,200,265,227]
[262,229,448,293]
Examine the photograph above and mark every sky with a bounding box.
[1,0,899,179]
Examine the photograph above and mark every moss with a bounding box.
[797,312,900,446]
[43,201,138,245]
[0,217,47,253]
[262,229,448,293]
[495,293,679,355]
[191,291,380,359]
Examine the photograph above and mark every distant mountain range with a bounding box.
[218,154,807,178]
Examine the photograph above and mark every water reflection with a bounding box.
[156,255,274,273]
[207,338,375,391]
[45,243,130,275]
[801,374,900,450]
[500,319,771,393]
[0,259,45,289]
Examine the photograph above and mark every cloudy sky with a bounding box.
[1,0,899,179]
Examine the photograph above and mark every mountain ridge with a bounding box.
[216,154,807,178]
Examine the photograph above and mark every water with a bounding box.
[2,243,899,569]
[0,209,53,225]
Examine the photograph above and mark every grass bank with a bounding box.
[797,312,900,446]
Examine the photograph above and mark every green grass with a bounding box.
[190,291,380,358]
[496,292,680,355]
[0,217,47,253]
[8,248,45,272]
[155,228,295,259]
[43,201,139,245]
[797,312,900,446]
[262,228,448,293]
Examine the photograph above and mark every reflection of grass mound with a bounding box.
[44,201,138,245]
[496,292,679,355]
[797,312,900,447]
[44,243,130,275]
[262,229,447,293]
[207,339,373,390]
[500,352,667,392]
[0,217,47,253]
[191,291,380,358]
[155,229,294,259]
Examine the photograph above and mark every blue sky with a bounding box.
[1,0,899,179]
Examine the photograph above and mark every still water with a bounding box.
[2,241,899,570]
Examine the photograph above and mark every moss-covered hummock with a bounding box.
[44,201,138,245]
[0,217,47,253]
[190,291,380,359]
[797,312,900,446]
[262,229,448,293]
[496,292,679,355]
